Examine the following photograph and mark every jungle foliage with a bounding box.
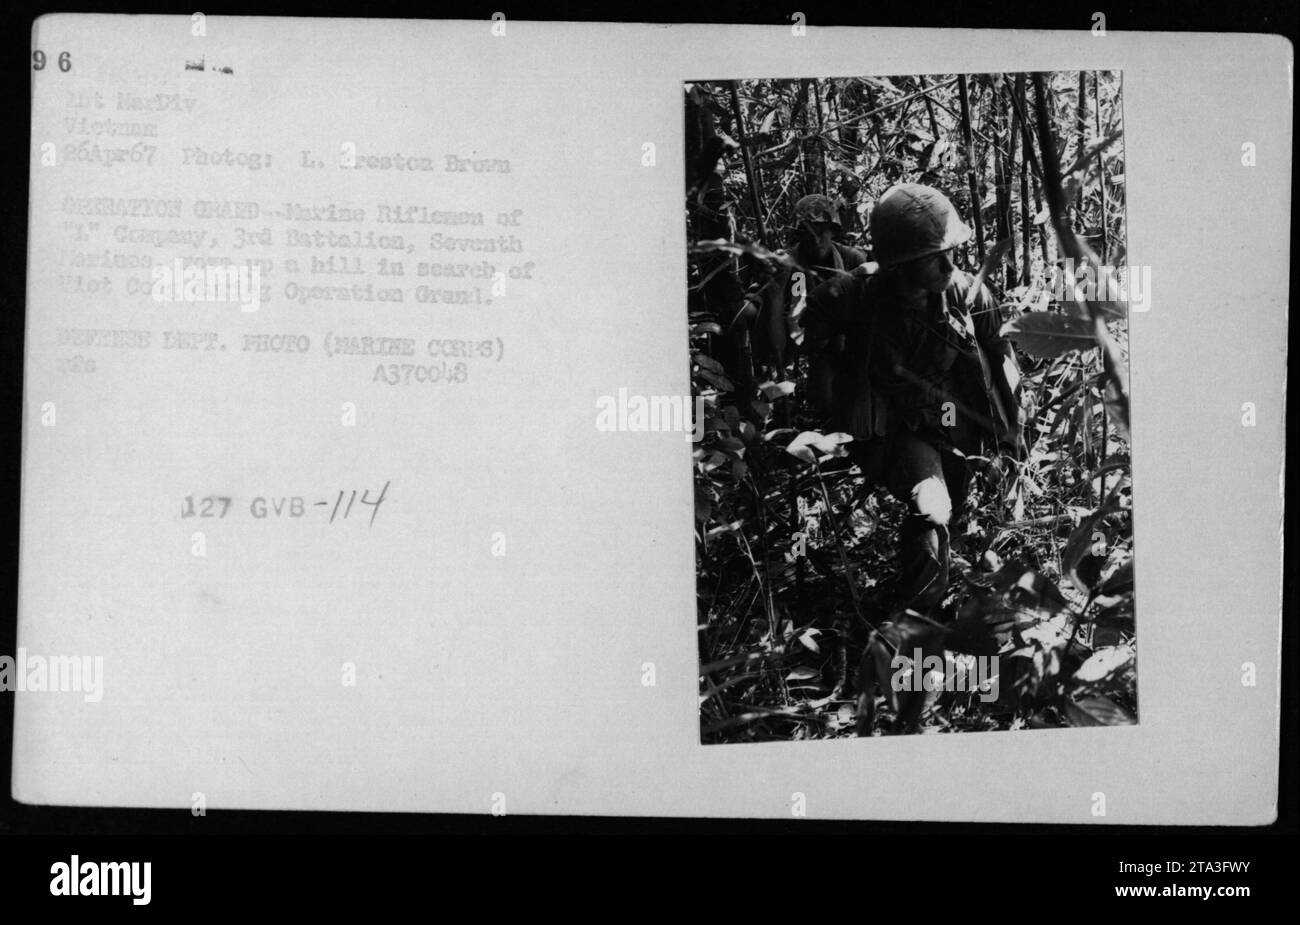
[687,72,1137,741]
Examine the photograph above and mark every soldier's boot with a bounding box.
[896,514,951,618]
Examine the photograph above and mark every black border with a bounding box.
[0,0,1294,859]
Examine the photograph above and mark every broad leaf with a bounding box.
[1062,511,1112,592]
[989,560,1072,614]
[1098,559,1134,596]
[1073,645,1135,684]
[1103,380,1130,442]
[1063,694,1136,726]
[784,430,853,463]
[1001,312,1096,358]
[759,380,796,400]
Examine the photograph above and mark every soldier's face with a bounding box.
[793,221,834,258]
[903,250,955,294]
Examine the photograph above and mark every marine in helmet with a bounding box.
[788,193,863,277]
[799,183,1025,618]
[748,194,870,376]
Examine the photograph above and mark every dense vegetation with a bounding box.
[688,72,1137,741]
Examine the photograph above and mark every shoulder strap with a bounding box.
[859,274,880,359]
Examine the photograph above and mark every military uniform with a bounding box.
[799,184,1023,616]
[751,194,869,374]
[752,241,869,371]
[802,268,1018,455]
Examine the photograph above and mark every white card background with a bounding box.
[17,16,1289,822]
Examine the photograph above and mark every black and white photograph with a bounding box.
[688,72,1139,740]
[1,5,1289,870]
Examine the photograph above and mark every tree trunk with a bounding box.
[958,74,986,265]
[1016,75,1050,266]
[1094,72,1109,265]
[921,76,940,138]
[729,81,767,246]
[992,77,1014,289]
[1075,71,1088,219]
[1015,77,1032,285]
[1031,71,1130,431]
[811,79,827,196]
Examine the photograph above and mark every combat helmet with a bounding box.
[869,184,971,267]
[790,194,842,233]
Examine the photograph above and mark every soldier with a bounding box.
[799,183,1025,618]
[748,194,870,378]
[786,192,868,282]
